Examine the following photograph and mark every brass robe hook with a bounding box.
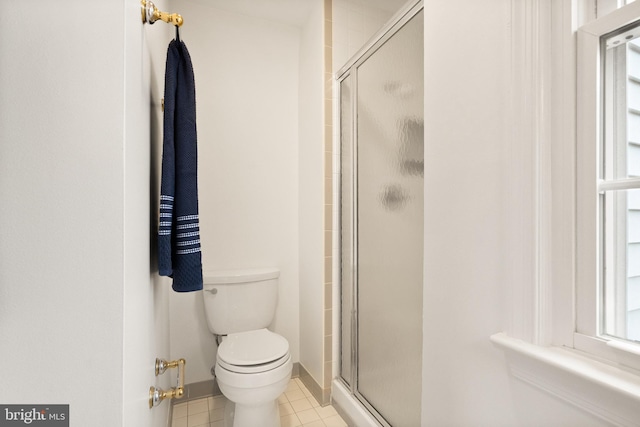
[141,0,183,27]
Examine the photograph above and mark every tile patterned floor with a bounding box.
[171,377,348,427]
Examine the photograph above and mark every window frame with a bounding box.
[492,2,640,424]
[598,0,638,19]
[576,0,640,371]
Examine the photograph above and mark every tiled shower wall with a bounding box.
[323,0,334,395]
[299,0,335,405]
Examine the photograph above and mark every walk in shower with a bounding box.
[335,2,424,426]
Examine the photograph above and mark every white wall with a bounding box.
[332,0,407,73]
[1,1,611,425]
[420,1,607,425]
[166,0,302,384]
[298,0,326,387]
[124,0,173,424]
[0,1,172,426]
[0,1,124,424]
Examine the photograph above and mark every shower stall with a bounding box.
[334,2,424,426]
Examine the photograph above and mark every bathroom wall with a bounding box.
[420,0,607,425]
[332,0,408,73]
[0,3,123,424]
[166,0,305,384]
[420,2,520,423]
[0,1,613,426]
[128,0,174,425]
[0,1,171,426]
[328,0,613,425]
[298,0,326,392]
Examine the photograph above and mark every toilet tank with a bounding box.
[202,268,280,335]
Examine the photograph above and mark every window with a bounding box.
[599,0,638,18]
[492,2,640,424]
[489,2,640,424]
[601,26,640,342]
[577,1,640,366]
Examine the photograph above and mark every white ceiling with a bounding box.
[187,0,411,28]
[192,0,318,27]
[368,0,412,13]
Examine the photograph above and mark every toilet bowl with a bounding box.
[215,329,292,427]
[202,269,292,427]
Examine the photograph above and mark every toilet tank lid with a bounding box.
[203,267,280,285]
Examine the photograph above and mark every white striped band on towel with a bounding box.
[176,239,200,246]
[158,200,201,256]
[174,212,201,256]
[176,223,199,230]
[158,195,175,235]
[176,247,201,255]
[177,231,199,238]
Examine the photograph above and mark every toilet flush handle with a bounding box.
[206,288,217,295]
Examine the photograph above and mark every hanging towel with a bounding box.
[158,39,203,292]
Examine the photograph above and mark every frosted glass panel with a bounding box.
[340,75,353,386]
[356,11,423,426]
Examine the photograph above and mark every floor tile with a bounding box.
[285,389,307,402]
[188,399,209,415]
[171,377,347,427]
[172,417,188,427]
[290,397,313,413]
[278,394,289,405]
[323,414,348,427]
[187,410,210,427]
[281,413,302,427]
[307,396,320,408]
[209,407,224,422]
[279,402,295,416]
[209,396,227,410]
[315,404,338,419]
[286,379,301,392]
[172,403,188,419]
[296,408,321,424]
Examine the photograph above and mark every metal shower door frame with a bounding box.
[336,1,424,426]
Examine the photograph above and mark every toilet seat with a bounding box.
[217,329,289,374]
[217,353,291,374]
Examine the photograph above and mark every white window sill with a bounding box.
[490,332,640,426]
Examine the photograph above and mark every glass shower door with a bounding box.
[340,7,424,427]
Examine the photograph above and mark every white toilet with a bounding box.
[202,268,292,427]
